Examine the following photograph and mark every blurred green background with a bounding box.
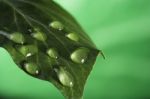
[0,0,150,99]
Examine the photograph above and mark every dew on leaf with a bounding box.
[17,45,38,57]
[31,28,47,42]
[70,47,90,64]
[23,62,39,75]
[49,21,64,30]
[0,0,100,98]
[47,48,59,59]
[54,67,74,87]
[9,32,25,44]
[66,33,79,42]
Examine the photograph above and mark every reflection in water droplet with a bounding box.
[18,45,38,57]
[66,33,79,42]
[9,32,25,44]
[49,21,64,30]
[54,67,74,87]
[81,59,85,63]
[47,48,59,59]
[70,47,90,64]
[26,53,32,57]
[31,29,47,42]
[24,62,39,75]
[28,28,33,33]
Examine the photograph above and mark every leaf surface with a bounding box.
[0,0,100,99]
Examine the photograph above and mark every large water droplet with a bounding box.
[31,28,47,41]
[17,45,38,57]
[24,62,39,75]
[9,32,25,44]
[47,48,59,59]
[54,67,74,87]
[70,47,90,64]
[49,21,64,30]
[66,33,79,42]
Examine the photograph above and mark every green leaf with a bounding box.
[0,0,101,99]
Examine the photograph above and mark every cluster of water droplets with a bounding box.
[1,20,90,88]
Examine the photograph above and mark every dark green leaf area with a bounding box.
[0,0,100,99]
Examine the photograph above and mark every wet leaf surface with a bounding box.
[0,0,100,99]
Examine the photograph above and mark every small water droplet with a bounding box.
[49,21,64,30]
[47,48,59,59]
[28,28,33,33]
[66,33,79,42]
[31,28,47,41]
[17,45,38,57]
[9,32,25,44]
[24,62,39,75]
[70,47,90,64]
[54,67,74,87]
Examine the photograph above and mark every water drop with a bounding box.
[66,33,79,42]
[28,28,33,33]
[24,62,39,75]
[49,21,64,30]
[31,28,47,41]
[9,32,25,44]
[70,47,90,64]
[54,67,74,87]
[26,53,32,57]
[47,48,59,59]
[17,45,38,57]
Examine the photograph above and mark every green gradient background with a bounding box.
[0,0,150,99]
